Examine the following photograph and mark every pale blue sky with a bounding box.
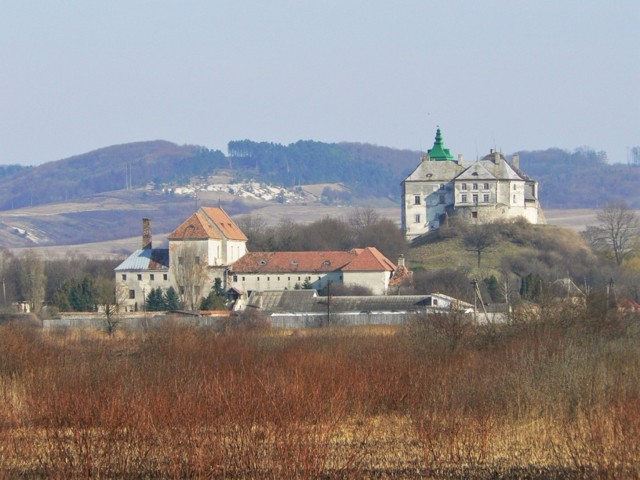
[0,1,638,166]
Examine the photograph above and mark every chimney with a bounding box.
[457,153,464,166]
[142,218,152,250]
[494,151,500,164]
[512,153,520,169]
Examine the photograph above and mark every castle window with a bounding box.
[439,184,445,190]
[472,212,478,219]
[472,183,478,190]
[129,289,135,299]
[414,214,421,223]
[267,277,270,281]
[483,183,489,190]
[414,195,421,205]
[195,256,200,265]
[513,195,517,203]
[163,274,168,281]
[483,194,490,203]
[150,274,154,281]
[513,184,517,190]
[121,274,127,281]
[461,183,467,190]
[233,275,238,282]
[473,194,478,204]
[137,274,142,281]
[461,194,468,203]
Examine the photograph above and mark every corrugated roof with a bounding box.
[115,248,169,271]
[247,291,460,314]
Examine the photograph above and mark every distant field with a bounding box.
[9,206,600,259]
[543,208,598,231]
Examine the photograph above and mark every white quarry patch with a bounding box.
[164,180,317,204]
[11,226,46,244]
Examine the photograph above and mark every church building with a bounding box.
[402,128,544,240]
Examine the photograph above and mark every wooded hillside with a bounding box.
[0,140,637,211]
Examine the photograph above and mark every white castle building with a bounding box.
[402,128,544,241]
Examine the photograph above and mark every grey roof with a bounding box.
[456,162,497,181]
[404,159,465,182]
[114,248,169,271]
[246,290,470,314]
[404,153,530,185]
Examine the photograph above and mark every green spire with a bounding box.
[427,127,455,161]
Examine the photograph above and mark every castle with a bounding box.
[402,129,544,240]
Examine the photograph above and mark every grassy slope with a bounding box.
[405,222,596,278]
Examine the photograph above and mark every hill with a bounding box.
[518,147,640,208]
[0,141,227,211]
[404,220,602,303]
[0,140,638,213]
[0,140,420,211]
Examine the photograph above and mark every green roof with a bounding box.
[427,128,455,161]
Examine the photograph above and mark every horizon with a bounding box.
[1,1,638,166]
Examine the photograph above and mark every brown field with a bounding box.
[1,306,639,478]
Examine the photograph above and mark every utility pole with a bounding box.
[326,281,332,325]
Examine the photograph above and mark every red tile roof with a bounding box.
[200,207,248,241]
[167,207,247,241]
[167,212,221,240]
[230,247,396,274]
[341,247,397,271]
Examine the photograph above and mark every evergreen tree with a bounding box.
[146,287,166,311]
[200,290,227,310]
[164,286,181,311]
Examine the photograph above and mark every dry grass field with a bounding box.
[1,306,639,478]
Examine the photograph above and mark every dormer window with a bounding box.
[323,260,331,266]
[259,260,267,266]
[291,260,298,265]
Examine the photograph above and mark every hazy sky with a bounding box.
[1,1,638,166]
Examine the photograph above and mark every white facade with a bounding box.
[402,130,544,241]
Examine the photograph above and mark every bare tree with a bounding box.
[463,224,498,268]
[171,241,206,311]
[18,250,46,313]
[97,278,124,336]
[595,200,639,266]
[348,206,379,232]
[0,248,15,308]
